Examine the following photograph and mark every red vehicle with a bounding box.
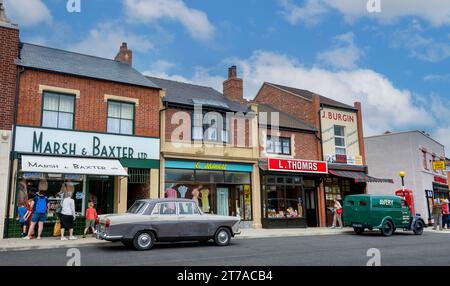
[395,189,415,216]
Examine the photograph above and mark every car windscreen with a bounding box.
[127,201,147,214]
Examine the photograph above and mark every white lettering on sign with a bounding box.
[379,199,394,206]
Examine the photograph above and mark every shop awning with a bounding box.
[21,155,128,176]
[329,170,394,183]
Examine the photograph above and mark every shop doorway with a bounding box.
[87,176,114,215]
[305,188,318,227]
[216,187,229,216]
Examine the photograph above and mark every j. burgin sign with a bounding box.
[14,126,160,160]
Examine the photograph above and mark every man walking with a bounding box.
[432,199,443,231]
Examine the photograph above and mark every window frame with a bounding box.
[41,91,76,130]
[107,100,135,135]
[266,136,291,155]
[334,125,346,155]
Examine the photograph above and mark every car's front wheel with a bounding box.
[214,227,231,246]
[413,220,424,235]
[381,220,394,236]
[133,231,155,251]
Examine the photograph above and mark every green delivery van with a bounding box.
[343,195,425,236]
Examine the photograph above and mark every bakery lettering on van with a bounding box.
[32,131,147,159]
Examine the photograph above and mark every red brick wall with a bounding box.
[254,84,315,125]
[0,25,19,130]
[16,69,160,137]
[259,128,319,160]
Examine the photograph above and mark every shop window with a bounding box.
[107,101,134,135]
[42,92,75,129]
[225,172,251,184]
[266,136,291,155]
[264,182,304,219]
[165,169,195,182]
[334,125,346,155]
[196,170,212,183]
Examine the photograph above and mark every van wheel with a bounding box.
[413,220,424,235]
[381,221,394,236]
[133,231,155,251]
[353,227,364,234]
[214,228,231,246]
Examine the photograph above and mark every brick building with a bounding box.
[148,66,261,228]
[1,16,162,237]
[254,82,392,227]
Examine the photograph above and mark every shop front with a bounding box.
[164,160,253,224]
[260,158,328,228]
[6,126,160,238]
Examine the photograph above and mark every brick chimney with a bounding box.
[114,42,132,65]
[223,65,244,103]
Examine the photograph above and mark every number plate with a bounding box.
[352,224,363,228]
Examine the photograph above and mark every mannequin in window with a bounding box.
[191,185,201,205]
[177,185,189,199]
[165,184,178,198]
[17,179,28,207]
[200,188,210,213]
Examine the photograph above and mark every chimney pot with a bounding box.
[228,65,237,79]
[115,42,132,65]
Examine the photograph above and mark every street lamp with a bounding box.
[399,171,406,192]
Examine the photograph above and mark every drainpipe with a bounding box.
[158,100,168,199]
[4,66,24,238]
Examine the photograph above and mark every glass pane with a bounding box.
[266,185,285,218]
[192,127,203,140]
[195,170,211,183]
[286,186,303,217]
[179,202,194,215]
[165,169,195,182]
[43,93,59,111]
[108,102,121,118]
[266,138,274,153]
[121,103,134,119]
[107,118,120,133]
[42,111,58,128]
[58,112,73,129]
[159,203,177,215]
[211,171,225,183]
[222,130,229,143]
[334,125,345,136]
[120,119,133,135]
[336,147,346,155]
[274,140,281,154]
[59,95,74,112]
[277,177,284,184]
[282,139,290,154]
[335,137,345,147]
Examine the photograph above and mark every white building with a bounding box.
[365,131,448,223]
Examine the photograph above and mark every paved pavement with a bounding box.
[0,229,449,266]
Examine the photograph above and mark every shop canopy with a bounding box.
[329,170,394,183]
[21,155,128,176]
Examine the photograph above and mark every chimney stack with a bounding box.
[114,42,132,65]
[223,65,244,103]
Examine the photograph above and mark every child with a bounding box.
[17,203,28,237]
[23,198,34,238]
[83,201,98,238]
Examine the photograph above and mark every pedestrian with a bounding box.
[23,197,34,237]
[60,191,77,240]
[83,201,98,238]
[331,198,343,229]
[23,190,48,240]
[17,203,28,237]
[442,199,450,230]
[432,199,443,231]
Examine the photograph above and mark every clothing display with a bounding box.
[217,188,229,216]
[165,188,178,198]
[191,188,200,204]
[200,189,210,213]
[177,185,189,198]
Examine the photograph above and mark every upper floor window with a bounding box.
[266,136,291,155]
[192,112,229,143]
[422,150,428,170]
[334,125,346,155]
[107,101,134,135]
[42,92,75,129]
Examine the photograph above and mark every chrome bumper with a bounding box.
[97,232,123,241]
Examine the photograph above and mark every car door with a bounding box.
[178,202,210,239]
[151,202,179,240]
[400,200,411,227]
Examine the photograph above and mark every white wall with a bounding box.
[0,130,12,239]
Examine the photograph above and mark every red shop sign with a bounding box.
[434,176,448,185]
[267,158,328,174]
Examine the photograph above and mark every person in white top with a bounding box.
[60,191,77,240]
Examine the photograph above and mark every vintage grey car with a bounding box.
[96,198,241,250]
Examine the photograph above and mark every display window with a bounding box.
[165,168,252,220]
[263,176,304,219]
[16,172,85,218]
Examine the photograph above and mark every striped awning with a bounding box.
[329,170,394,183]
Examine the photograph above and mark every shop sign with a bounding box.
[335,154,347,164]
[434,176,448,185]
[267,158,328,174]
[326,154,362,165]
[433,161,446,171]
[14,126,159,160]
[165,160,253,172]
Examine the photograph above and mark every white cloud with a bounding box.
[424,74,450,81]
[317,32,364,69]
[279,0,450,27]
[4,0,51,27]
[278,0,329,26]
[69,22,153,59]
[124,0,215,41]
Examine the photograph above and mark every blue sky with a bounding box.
[4,0,450,155]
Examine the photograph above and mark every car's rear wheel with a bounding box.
[133,231,155,251]
[413,220,424,235]
[381,220,394,236]
[214,227,231,246]
[353,227,364,234]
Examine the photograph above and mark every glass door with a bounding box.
[216,187,229,216]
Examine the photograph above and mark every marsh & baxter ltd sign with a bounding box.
[14,126,160,160]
